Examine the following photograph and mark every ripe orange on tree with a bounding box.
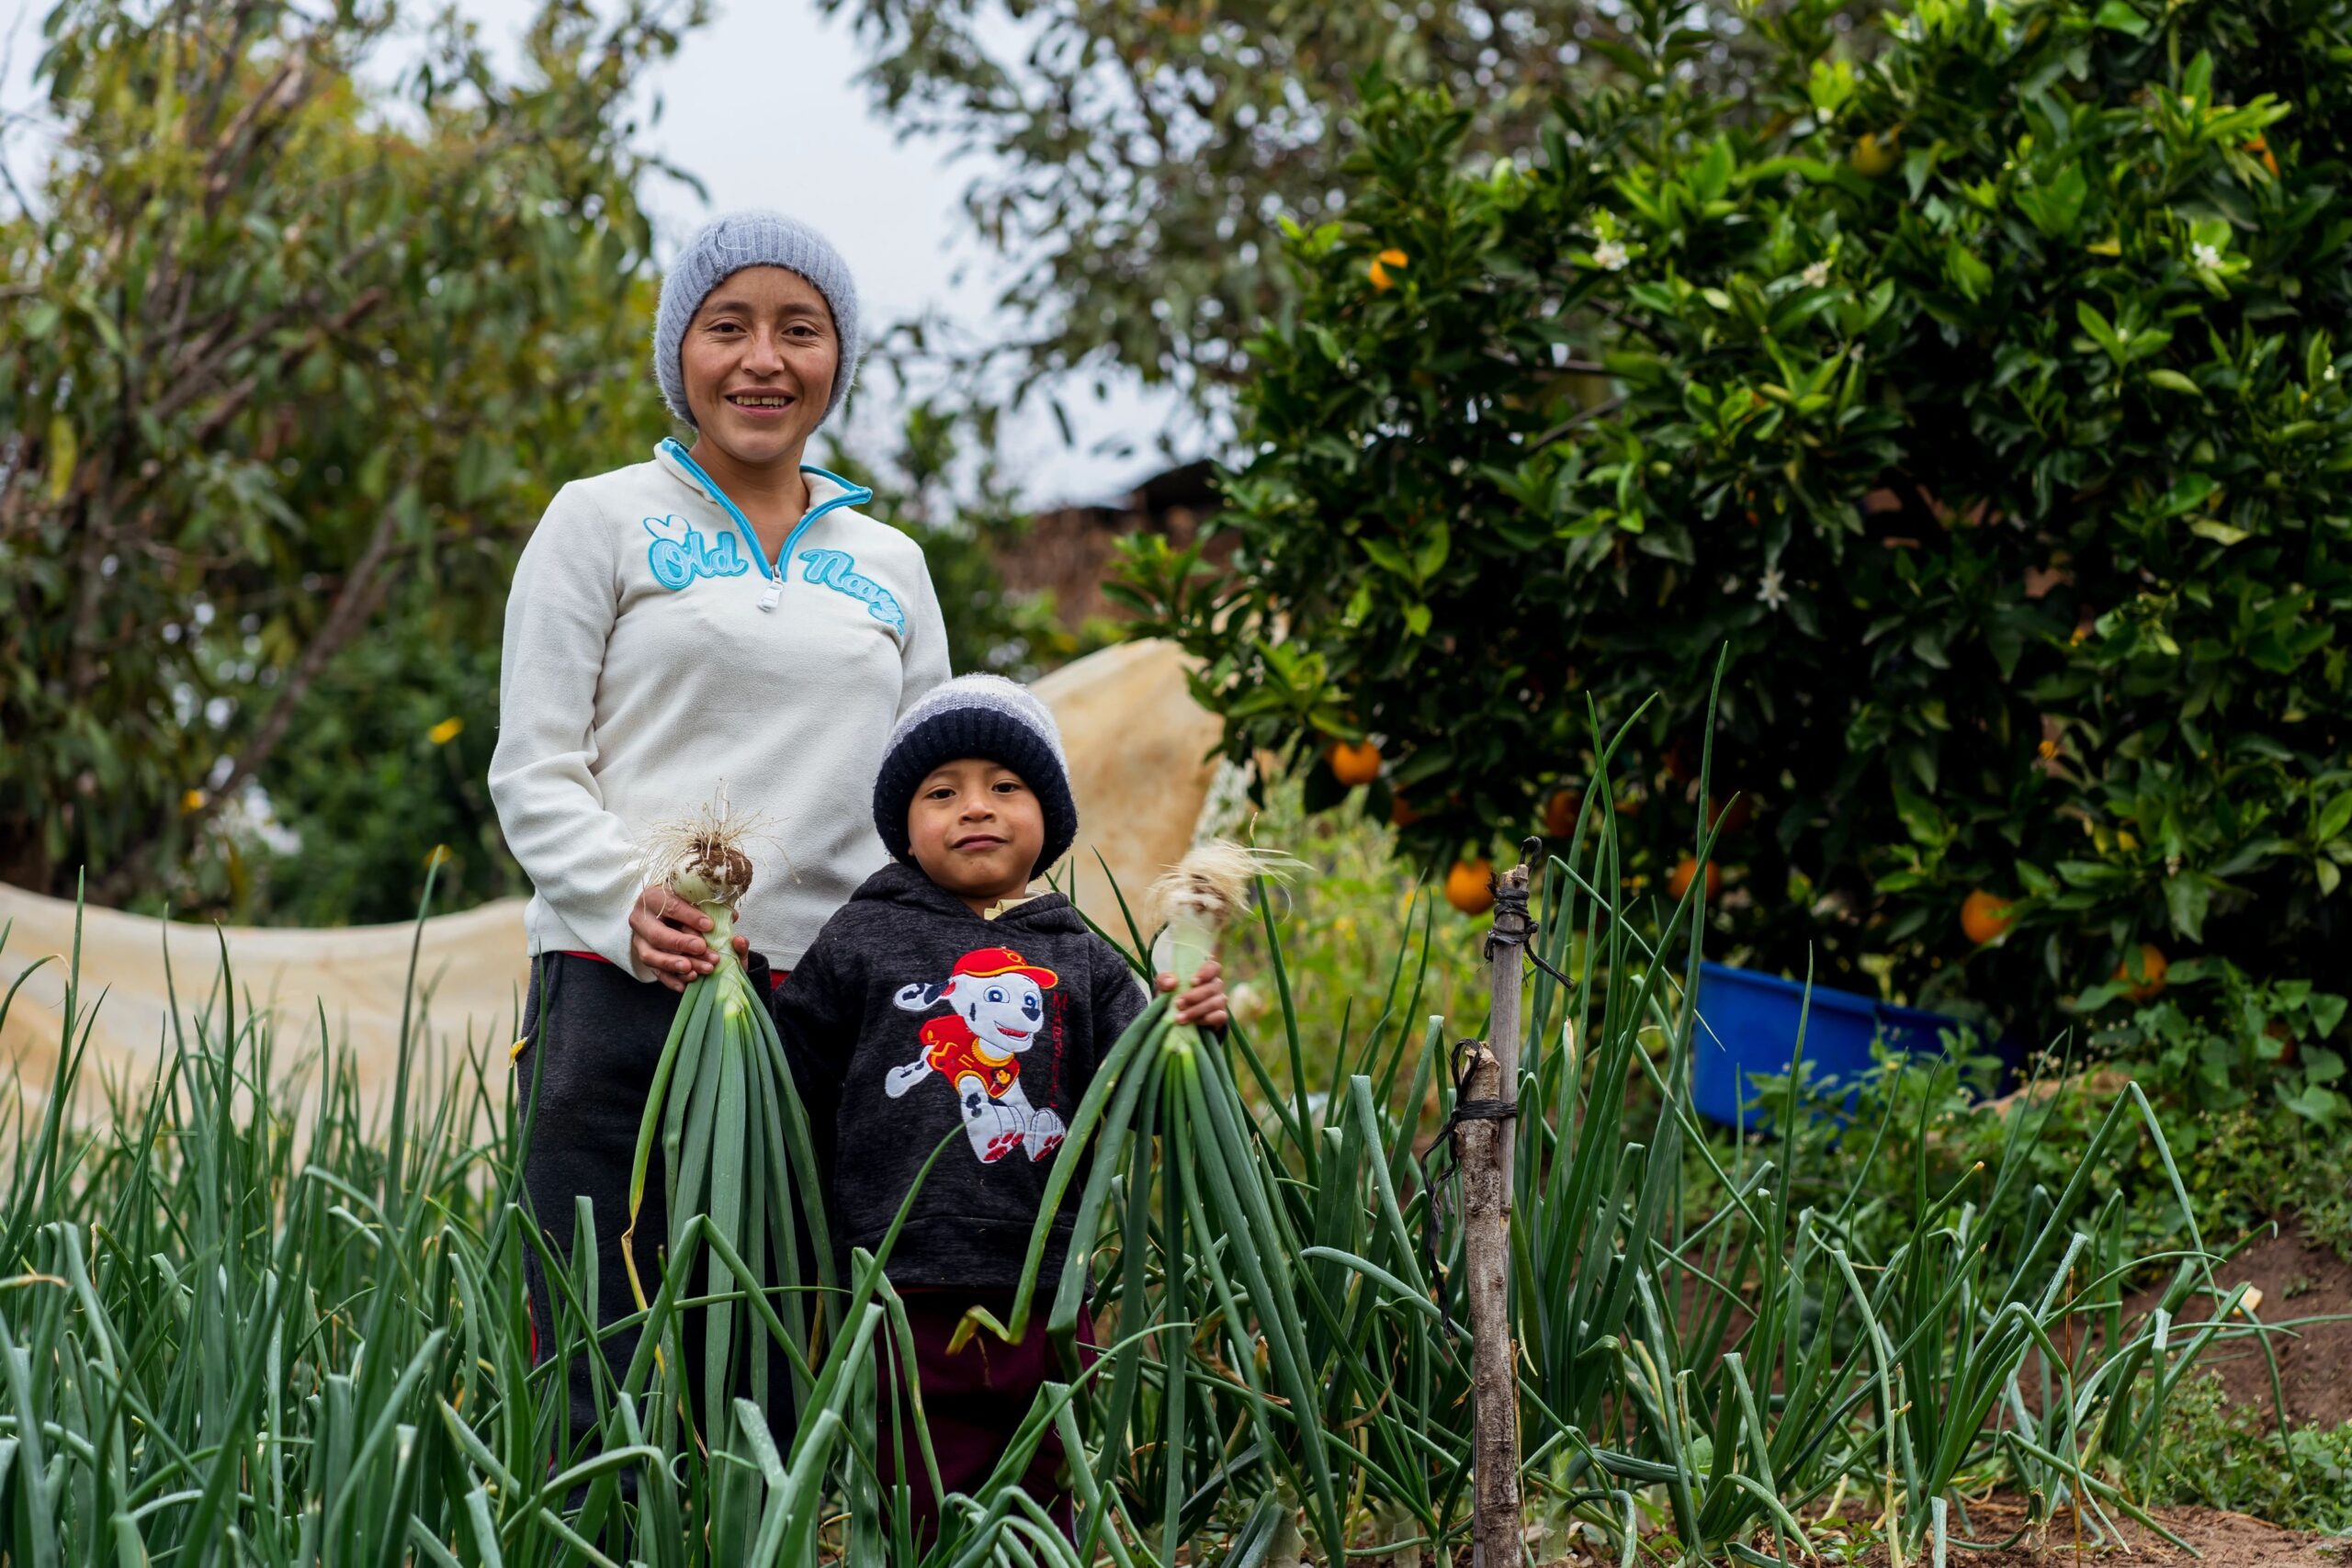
[1329,739,1382,786]
[1446,858,1495,916]
[1666,855,1719,901]
[1850,130,1901,176]
[1960,890,2015,945]
[1704,793,1752,834]
[1543,787,1582,838]
[2114,944,2168,1001]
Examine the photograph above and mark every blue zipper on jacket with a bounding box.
[657,437,876,612]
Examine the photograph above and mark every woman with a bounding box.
[490,210,950,1447]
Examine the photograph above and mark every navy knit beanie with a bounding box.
[874,676,1078,879]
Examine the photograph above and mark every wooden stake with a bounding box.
[1464,843,1534,1568]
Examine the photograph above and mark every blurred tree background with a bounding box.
[817,0,1707,430]
[0,0,1110,925]
[1,0,1747,926]
[0,0,704,923]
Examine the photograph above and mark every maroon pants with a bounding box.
[877,1291,1098,1548]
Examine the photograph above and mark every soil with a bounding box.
[2120,1220,2352,1431]
[1456,1502,2346,1568]
[1855,1495,2348,1568]
[1487,1497,2348,1568]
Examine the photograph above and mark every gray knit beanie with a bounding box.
[874,676,1079,878]
[653,210,862,428]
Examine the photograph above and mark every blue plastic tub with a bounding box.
[1689,961,1976,1128]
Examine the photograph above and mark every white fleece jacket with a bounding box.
[491,439,951,977]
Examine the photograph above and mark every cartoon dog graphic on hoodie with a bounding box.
[885,946,1067,1163]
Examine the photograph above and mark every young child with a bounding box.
[769,674,1227,1541]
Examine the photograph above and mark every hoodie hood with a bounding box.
[846,861,1088,935]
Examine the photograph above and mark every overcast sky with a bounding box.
[0,0,1189,507]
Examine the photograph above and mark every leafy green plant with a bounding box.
[2149,1376,2352,1534]
[1121,0,2352,1031]
[814,0,1634,415]
[1214,757,1489,1102]
[2089,959,2350,1129]
[0,0,1083,928]
[0,0,699,913]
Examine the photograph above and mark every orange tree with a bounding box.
[1116,0,2352,1025]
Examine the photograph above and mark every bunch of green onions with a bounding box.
[999,840,1346,1563]
[625,808,833,1467]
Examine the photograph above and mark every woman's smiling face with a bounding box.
[680,265,838,468]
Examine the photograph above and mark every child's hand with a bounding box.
[1157,959,1229,1028]
[630,885,751,993]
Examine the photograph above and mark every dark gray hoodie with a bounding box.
[770,861,1148,1290]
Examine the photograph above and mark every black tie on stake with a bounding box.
[1419,838,1574,1337]
[1418,1036,1518,1340]
[1486,836,1575,990]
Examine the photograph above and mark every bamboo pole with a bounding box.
[1464,841,1534,1568]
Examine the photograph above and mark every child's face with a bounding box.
[907,759,1047,911]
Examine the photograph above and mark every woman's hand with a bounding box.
[630,885,750,994]
[1156,958,1229,1028]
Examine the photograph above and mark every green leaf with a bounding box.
[2159,474,2219,516]
[43,415,76,504]
[2313,994,2349,1037]
[1360,537,1413,578]
[2184,50,2215,103]
[1945,242,1994,302]
[1690,137,1736,205]
[2075,299,2124,361]
[2164,872,2211,941]
[2014,164,2089,239]
[2093,0,2152,35]
[1413,523,1452,581]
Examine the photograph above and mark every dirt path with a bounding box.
[2124,1221,2352,1431]
[1507,1499,2346,1568]
[1905,1495,2347,1568]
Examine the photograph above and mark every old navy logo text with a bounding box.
[798,547,906,634]
[643,515,750,591]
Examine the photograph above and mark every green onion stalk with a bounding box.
[996,841,1345,1564]
[624,807,834,1471]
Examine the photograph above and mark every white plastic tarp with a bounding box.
[1,639,1223,1113]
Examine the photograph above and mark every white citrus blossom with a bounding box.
[1757,568,1790,611]
[2192,242,2222,270]
[1593,241,1630,271]
[1801,259,1831,288]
